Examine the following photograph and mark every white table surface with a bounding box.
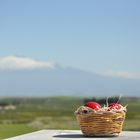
[5,130,140,140]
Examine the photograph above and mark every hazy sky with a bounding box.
[0,0,140,78]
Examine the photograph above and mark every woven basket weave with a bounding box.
[76,111,125,137]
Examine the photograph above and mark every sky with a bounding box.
[0,0,140,79]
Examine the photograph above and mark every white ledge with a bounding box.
[5,130,140,140]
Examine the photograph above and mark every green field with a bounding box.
[0,96,140,139]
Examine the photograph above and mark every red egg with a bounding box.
[85,102,101,110]
[108,103,123,110]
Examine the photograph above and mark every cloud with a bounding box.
[0,56,55,70]
[102,70,140,80]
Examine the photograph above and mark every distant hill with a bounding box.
[0,67,140,97]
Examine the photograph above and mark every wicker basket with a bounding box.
[76,111,126,137]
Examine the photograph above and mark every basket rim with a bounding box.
[76,110,125,117]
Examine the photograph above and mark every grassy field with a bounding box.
[0,96,140,139]
[0,124,37,140]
